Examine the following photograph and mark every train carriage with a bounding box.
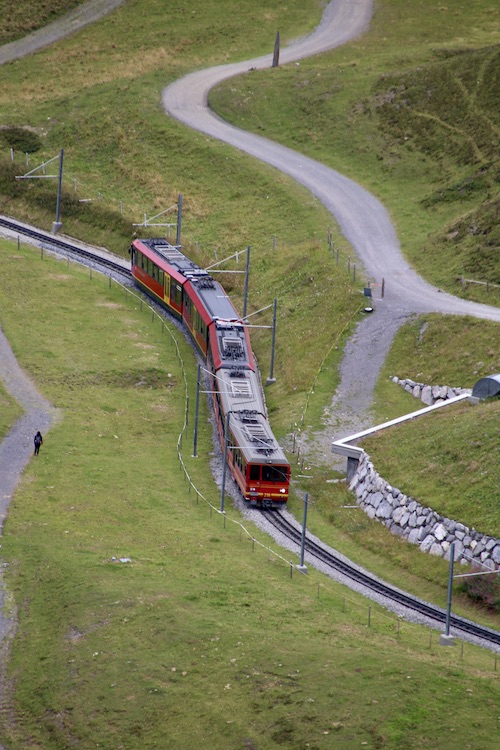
[213,367,289,506]
[130,237,290,508]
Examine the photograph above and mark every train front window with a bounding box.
[262,465,287,483]
[249,465,260,481]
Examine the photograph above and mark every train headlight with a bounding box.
[280,488,286,493]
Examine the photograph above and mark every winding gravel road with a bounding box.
[162,0,500,454]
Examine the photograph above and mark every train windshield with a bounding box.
[250,465,288,483]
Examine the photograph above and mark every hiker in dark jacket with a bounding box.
[34,431,43,456]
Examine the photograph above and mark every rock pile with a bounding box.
[391,376,471,405]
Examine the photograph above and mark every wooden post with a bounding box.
[272,31,280,67]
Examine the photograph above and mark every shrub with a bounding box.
[458,562,500,612]
[0,126,43,153]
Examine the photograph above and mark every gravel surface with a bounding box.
[0,3,499,727]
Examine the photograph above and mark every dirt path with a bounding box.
[0,326,61,748]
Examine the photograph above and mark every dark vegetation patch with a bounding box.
[370,44,499,288]
[0,158,152,255]
[0,0,84,45]
[0,125,43,153]
[458,562,500,613]
[372,45,499,166]
[429,197,500,284]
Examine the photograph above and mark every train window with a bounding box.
[159,270,164,285]
[262,466,286,483]
[171,283,182,307]
[249,465,260,481]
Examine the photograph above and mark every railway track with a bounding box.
[0,215,131,279]
[263,510,500,650]
[3,215,499,651]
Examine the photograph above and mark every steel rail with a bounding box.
[0,216,131,278]
[5,215,498,650]
[263,510,500,649]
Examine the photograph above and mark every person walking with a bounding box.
[34,431,43,456]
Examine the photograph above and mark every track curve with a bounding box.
[263,510,500,650]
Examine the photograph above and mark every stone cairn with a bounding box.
[347,378,500,571]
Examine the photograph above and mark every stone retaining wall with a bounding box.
[347,379,500,571]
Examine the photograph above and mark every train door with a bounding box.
[164,272,170,305]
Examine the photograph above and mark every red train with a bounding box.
[129,238,290,507]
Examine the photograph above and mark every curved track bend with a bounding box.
[1,1,498,653]
[263,510,500,650]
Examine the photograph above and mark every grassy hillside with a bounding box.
[211,3,500,304]
[0,0,83,44]
[0,381,23,439]
[0,2,499,747]
[1,239,499,750]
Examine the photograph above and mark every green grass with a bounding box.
[1,239,499,750]
[0,0,84,44]
[365,314,500,535]
[210,0,500,302]
[362,398,500,533]
[1,1,500,747]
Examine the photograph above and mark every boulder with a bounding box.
[491,546,500,565]
[421,385,433,405]
[420,535,435,553]
[434,523,447,542]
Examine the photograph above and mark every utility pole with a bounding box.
[52,148,64,234]
[296,493,309,573]
[176,193,183,246]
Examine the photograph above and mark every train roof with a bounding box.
[216,368,288,465]
[135,237,243,322]
[209,320,254,371]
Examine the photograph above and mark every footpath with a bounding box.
[0,325,60,745]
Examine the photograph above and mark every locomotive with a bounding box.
[129,237,290,507]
